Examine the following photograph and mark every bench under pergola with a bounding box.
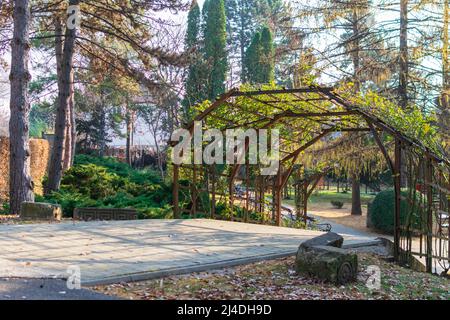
[172,86,450,274]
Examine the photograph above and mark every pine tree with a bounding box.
[9,0,34,214]
[224,0,257,82]
[204,0,228,100]
[183,0,206,120]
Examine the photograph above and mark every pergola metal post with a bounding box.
[211,166,216,219]
[394,137,402,262]
[172,164,180,219]
[425,153,433,272]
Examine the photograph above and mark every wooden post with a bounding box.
[173,164,180,219]
[394,138,402,262]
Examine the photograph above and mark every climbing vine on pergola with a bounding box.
[171,85,449,274]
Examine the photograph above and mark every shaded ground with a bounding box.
[93,249,449,300]
[0,278,116,300]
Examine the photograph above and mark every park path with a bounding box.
[0,219,377,286]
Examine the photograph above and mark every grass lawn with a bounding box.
[283,190,376,208]
[93,252,449,300]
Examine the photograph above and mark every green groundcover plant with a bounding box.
[37,155,179,219]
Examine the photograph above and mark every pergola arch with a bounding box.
[172,86,449,274]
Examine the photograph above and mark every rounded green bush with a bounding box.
[369,188,423,234]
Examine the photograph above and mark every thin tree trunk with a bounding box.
[351,173,362,215]
[9,0,34,214]
[239,0,246,82]
[56,16,74,172]
[46,0,80,193]
[399,0,409,110]
[55,17,71,171]
[62,77,73,170]
[125,106,134,166]
[98,95,107,156]
[70,87,76,166]
[399,0,409,187]
[350,9,362,216]
[441,0,450,147]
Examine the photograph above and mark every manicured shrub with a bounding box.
[369,189,423,234]
[331,200,344,209]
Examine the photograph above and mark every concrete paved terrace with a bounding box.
[0,219,377,285]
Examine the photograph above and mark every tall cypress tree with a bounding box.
[245,31,261,84]
[244,26,274,84]
[204,0,227,100]
[183,0,206,120]
[260,26,274,83]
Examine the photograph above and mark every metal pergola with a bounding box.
[172,86,450,274]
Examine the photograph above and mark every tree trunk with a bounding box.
[399,0,409,110]
[125,107,134,166]
[239,0,246,83]
[98,98,107,156]
[399,0,409,186]
[56,16,75,172]
[70,85,76,166]
[9,0,34,214]
[351,174,362,216]
[349,9,363,216]
[441,0,450,148]
[55,17,72,172]
[46,0,80,193]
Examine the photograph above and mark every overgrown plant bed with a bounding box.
[93,253,449,300]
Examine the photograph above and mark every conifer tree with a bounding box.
[260,26,275,83]
[245,31,261,84]
[203,0,227,100]
[183,0,206,120]
[224,0,257,82]
[244,26,274,84]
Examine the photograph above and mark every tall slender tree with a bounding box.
[399,0,409,110]
[224,0,257,83]
[439,0,450,151]
[260,26,275,83]
[244,26,275,84]
[245,31,261,84]
[8,0,34,214]
[46,0,80,193]
[183,0,206,119]
[204,0,227,100]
